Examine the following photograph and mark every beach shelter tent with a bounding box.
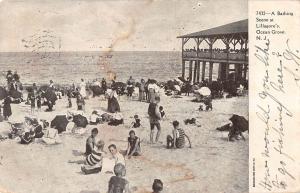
[165,80,176,90]
[216,114,248,132]
[51,115,69,133]
[0,87,7,100]
[39,86,57,104]
[8,89,22,99]
[73,114,88,128]
[229,114,248,132]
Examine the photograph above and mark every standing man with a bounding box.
[49,80,54,89]
[101,78,107,92]
[127,76,135,99]
[148,96,162,144]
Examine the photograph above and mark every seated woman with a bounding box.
[166,121,191,149]
[125,130,141,159]
[20,129,35,144]
[29,118,44,138]
[41,127,62,145]
[108,113,124,126]
[90,110,102,125]
[81,143,125,175]
[80,140,106,175]
[20,117,38,144]
[33,124,44,138]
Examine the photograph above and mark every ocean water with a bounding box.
[0,51,184,86]
[0,51,223,86]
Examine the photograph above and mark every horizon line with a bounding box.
[0,50,181,53]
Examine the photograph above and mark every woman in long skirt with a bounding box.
[107,87,120,113]
[3,96,12,120]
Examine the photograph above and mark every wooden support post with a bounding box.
[182,60,185,79]
[197,61,200,82]
[243,64,248,80]
[209,62,213,83]
[218,63,222,80]
[193,61,197,83]
[225,63,230,80]
[202,61,206,81]
[189,61,193,81]
[235,64,240,81]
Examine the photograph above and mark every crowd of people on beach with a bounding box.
[0,69,248,192]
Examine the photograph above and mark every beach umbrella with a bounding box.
[90,85,105,96]
[177,76,186,82]
[113,82,126,88]
[8,89,22,99]
[0,87,7,100]
[229,114,248,132]
[150,79,157,84]
[73,114,88,128]
[195,87,211,96]
[51,115,69,133]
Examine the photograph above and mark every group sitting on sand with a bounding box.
[76,128,141,174]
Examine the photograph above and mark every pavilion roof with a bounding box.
[178,19,248,38]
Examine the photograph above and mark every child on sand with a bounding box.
[125,130,141,159]
[76,93,85,111]
[131,115,141,128]
[152,179,163,193]
[90,111,102,125]
[67,89,72,108]
[107,163,130,193]
[29,91,35,115]
[36,94,41,112]
[166,121,191,149]
[85,128,98,156]
[159,106,165,119]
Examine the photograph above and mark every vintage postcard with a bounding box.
[0,0,296,193]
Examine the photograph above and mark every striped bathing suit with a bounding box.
[86,151,103,166]
[175,128,185,148]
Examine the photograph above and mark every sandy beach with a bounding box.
[0,91,248,193]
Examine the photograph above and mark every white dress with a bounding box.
[79,81,87,98]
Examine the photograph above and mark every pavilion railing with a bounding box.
[183,51,248,61]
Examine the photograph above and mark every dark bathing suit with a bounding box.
[128,136,141,156]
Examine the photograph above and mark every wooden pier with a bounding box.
[178,19,248,83]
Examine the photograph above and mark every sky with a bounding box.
[0,0,247,52]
